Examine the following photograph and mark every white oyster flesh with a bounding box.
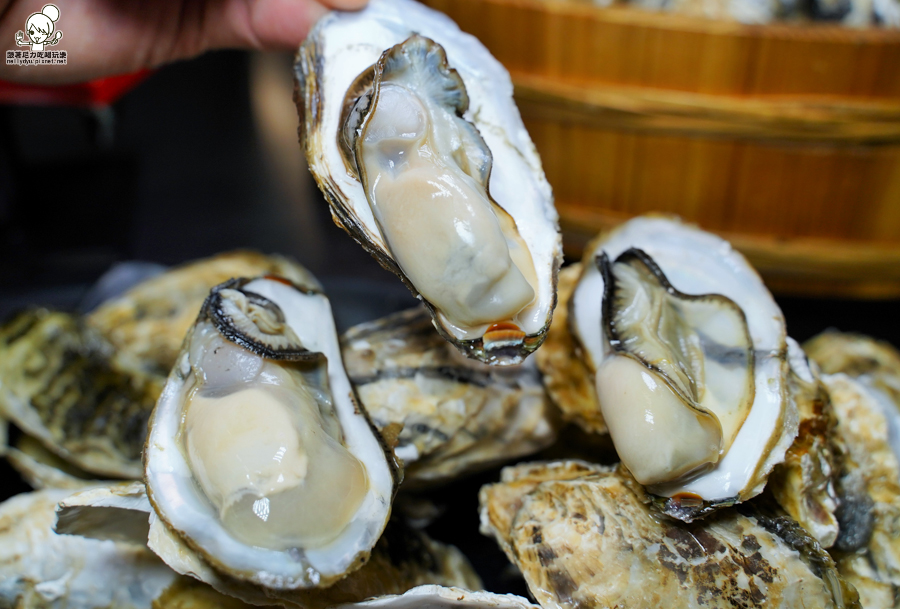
[144,277,395,589]
[351,36,538,332]
[571,217,795,505]
[298,0,560,364]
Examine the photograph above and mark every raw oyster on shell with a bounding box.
[297,0,561,365]
[479,460,859,609]
[56,483,482,609]
[341,306,559,485]
[568,217,796,519]
[144,276,397,590]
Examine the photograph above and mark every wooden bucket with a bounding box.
[422,0,900,297]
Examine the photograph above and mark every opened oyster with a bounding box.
[144,276,397,590]
[297,0,561,365]
[568,217,796,518]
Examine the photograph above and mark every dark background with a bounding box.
[1,49,899,596]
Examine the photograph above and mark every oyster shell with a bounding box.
[479,460,859,609]
[0,488,178,609]
[57,483,482,609]
[144,276,397,590]
[820,373,900,609]
[334,585,539,608]
[0,251,316,482]
[568,217,796,518]
[767,338,840,548]
[0,308,160,479]
[534,263,605,435]
[341,306,559,485]
[86,250,317,375]
[297,0,561,365]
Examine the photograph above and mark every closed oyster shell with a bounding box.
[341,306,559,485]
[820,373,900,609]
[296,0,560,365]
[766,338,841,548]
[0,308,160,479]
[479,461,859,609]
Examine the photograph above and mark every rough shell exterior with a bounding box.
[56,482,482,609]
[341,306,559,484]
[0,309,159,479]
[767,339,840,548]
[534,263,605,435]
[820,373,900,609]
[87,250,318,375]
[479,461,858,608]
[0,488,177,609]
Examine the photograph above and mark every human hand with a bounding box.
[0,0,368,84]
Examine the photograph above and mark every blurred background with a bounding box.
[1,0,899,593]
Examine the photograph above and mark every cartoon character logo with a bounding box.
[15,4,63,51]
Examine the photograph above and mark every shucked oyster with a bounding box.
[297,0,561,365]
[144,276,397,590]
[568,217,796,519]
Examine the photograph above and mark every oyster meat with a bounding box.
[144,276,397,590]
[297,0,561,365]
[479,460,859,609]
[341,306,559,485]
[568,217,796,518]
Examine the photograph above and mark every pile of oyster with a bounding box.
[1,0,900,608]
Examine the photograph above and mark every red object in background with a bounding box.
[0,69,151,106]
